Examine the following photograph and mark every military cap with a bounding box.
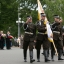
[27,15,32,19]
[41,13,46,16]
[54,15,60,19]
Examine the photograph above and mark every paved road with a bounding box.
[0,47,64,64]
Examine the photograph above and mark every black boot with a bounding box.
[63,53,64,56]
[44,50,50,62]
[58,49,64,60]
[30,51,35,63]
[51,50,55,61]
[58,58,64,60]
[37,49,40,62]
[30,59,35,63]
[41,50,44,55]
[63,50,64,56]
[45,59,50,62]
[37,59,40,62]
[23,49,27,62]
[24,59,27,62]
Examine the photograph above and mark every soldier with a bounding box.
[51,15,64,60]
[23,16,36,63]
[61,18,64,55]
[35,13,50,62]
[62,26,64,55]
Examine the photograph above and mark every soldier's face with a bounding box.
[27,18,32,22]
[41,16,45,20]
[54,18,60,22]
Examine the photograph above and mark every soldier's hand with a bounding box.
[50,34,53,38]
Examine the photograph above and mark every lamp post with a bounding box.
[16,4,22,38]
[16,17,21,38]
[16,0,24,48]
[16,0,21,37]
[16,1,24,38]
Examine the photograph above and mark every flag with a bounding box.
[37,0,53,42]
[37,0,58,56]
[37,0,44,20]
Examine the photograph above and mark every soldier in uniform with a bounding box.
[51,15,64,60]
[35,13,50,62]
[62,27,64,55]
[23,16,36,63]
[61,18,64,55]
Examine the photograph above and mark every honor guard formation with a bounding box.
[22,13,64,63]
[0,13,64,63]
[1,0,64,64]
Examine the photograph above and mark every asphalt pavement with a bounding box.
[0,47,64,64]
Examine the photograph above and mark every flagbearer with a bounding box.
[51,15,64,60]
[23,16,36,63]
[35,13,50,62]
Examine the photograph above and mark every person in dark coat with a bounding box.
[62,27,64,55]
[23,16,36,63]
[1,31,5,50]
[61,18,64,56]
[0,31,5,50]
[6,31,13,49]
[35,13,50,62]
[51,15,64,61]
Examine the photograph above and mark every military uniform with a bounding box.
[51,15,64,60]
[62,26,64,55]
[23,16,36,63]
[35,13,50,62]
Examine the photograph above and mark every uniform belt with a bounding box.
[38,32,47,34]
[25,32,33,35]
[53,31,60,34]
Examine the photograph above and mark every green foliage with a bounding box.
[41,0,64,23]
[0,0,64,37]
[0,0,18,36]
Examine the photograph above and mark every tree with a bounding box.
[41,0,64,23]
[1,0,18,36]
[0,0,64,36]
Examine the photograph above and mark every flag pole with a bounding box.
[52,41,58,56]
[37,0,58,56]
[48,38,58,56]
